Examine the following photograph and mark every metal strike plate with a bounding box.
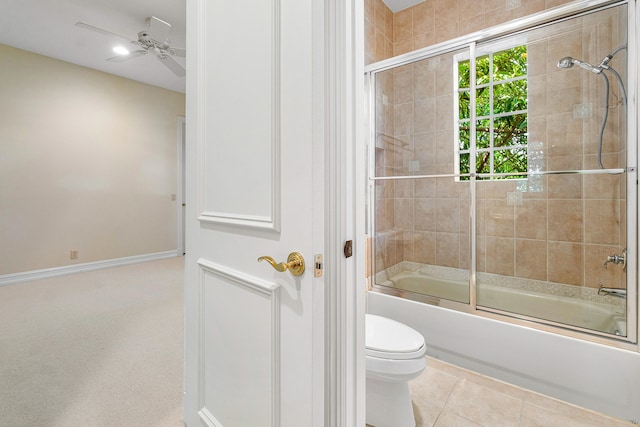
[314,254,323,277]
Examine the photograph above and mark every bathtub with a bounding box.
[380,271,626,336]
[369,275,640,422]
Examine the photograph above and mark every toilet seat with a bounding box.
[366,314,426,360]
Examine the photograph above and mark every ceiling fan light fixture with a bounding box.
[112,45,130,56]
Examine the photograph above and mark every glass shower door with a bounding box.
[371,48,472,306]
[474,4,631,337]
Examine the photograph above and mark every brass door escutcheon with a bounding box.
[258,252,305,276]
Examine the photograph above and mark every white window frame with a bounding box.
[454,37,529,180]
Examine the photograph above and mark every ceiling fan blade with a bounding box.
[157,55,186,77]
[107,50,148,63]
[146,16,172,44]
[168,47,186,58]
[75,22,133,43]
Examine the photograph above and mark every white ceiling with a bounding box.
[0,0,186,93]
[383,0,425,13]
[0,0,426,94]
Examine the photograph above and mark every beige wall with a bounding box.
[368,1,627,290]
[0,44,185,275]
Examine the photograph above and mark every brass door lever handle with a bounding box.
[258,252,305,276]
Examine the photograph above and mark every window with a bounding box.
[456,44,528,180]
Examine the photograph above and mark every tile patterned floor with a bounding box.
[368,357,635,427]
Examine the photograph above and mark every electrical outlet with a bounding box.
[70,250,78,260]
[171,193,177,201]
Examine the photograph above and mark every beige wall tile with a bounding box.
[527,75,547,118]
[395,178,414,198]
[435,57,454,96]
[393,66,414,104]
[459,14,485,36]
[435,94,453,131]
[415,177,437,198]
[414,132,437,172]
[459,234,470,270]
[546,112,583,158]
[374,0,393,37]
[484,0,503,12]
[414,98,436,133]
[365,19,376,63]
[435,131,455,166]
[415,199,437,231]
[481,180,516,199]
[394,8,413,42]
[513,0,546,19]
[548,241,584,285]
[395,198,415,230]
[548,175,583,199]
[548,199,584,242]
[412,1,434,36]
[484,199,515,238]
[414,61,436,99]
[436,232,460,268]
[375,28,388,62]
[364,0,374,21]
[437,198,460,233]
[476,234,487,272]
[516,239,547,280]
[484,236,515,276]
[546,86,582,115]
[413,31,435,51]
[393,39,414,56]
[432,0,460,31]
[484,8,514,28]
[584,199,620,245]
[410,231,437,265]
[516,199,548,239]
[394,102,414,136]
[527,39,548,77]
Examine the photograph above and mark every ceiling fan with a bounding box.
[75,16,186,77]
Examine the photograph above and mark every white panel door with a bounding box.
[183,0,323,426]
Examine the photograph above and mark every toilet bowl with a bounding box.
[366,314,426,427]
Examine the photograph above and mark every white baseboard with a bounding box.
[0,250,180,286]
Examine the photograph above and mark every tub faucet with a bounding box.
[603,249,626,271]
[598,285,627,299]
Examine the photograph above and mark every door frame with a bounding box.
[323,0,366,425]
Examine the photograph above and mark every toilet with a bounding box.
[366,314,426,427]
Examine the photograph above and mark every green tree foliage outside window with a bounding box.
[457,45,528,180]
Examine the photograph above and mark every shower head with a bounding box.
[557,56,602,73]
[557,57,574,68]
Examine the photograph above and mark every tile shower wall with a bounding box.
[369,1,627,291]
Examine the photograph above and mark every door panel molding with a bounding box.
[196,0,281,232]
[197,258,281,426]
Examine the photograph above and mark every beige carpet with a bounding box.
[0,257,184,427]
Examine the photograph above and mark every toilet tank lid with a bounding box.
[366,314,425,353]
